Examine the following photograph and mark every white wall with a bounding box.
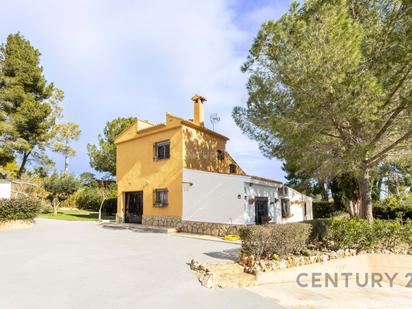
[283,188,313,222]
[182,168,312,224]
[182,169,247,224]
[0,181,12,199]
[244,183,281,224]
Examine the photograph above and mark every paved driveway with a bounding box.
[0,219,279,309]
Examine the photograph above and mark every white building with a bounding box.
[0,179,12,199]
[182,168,312,225]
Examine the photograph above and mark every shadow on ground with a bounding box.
[203,248,240,261]
[100,224,167,234]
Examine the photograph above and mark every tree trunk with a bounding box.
[320,181,328,201]
[98,197,107,221]
[53,198,59,215]
[358,168,373,222]
[16,151,30,179]
[347,199,360,217]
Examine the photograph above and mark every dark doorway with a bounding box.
[255,197,269,225]
[124,191,143,224]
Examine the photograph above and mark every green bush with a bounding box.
[403,220,412,247]
[304,219,331,242]
[239,223,312,258]
[312,201,341,218]
[102,197,117,215]
[373,194,412,220]
[75,188,101,211]
[324,218,412,251]
[0,197,42,221]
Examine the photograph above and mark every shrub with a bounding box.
[239,223,312,258]
[325,218,376,250]
[0,197,41,221]
[403,220,412,247]
[304,219,330,242]
[75,188,101,211]
[373,194,412,220]
[102,197,117,215]
[324,218,412,251]
[312,201,341,218]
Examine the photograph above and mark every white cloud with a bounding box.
[0,0,287,181]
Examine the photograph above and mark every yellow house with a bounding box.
[115,95,312,231]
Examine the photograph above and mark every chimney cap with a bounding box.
[191,94,207,103]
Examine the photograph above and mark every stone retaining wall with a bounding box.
[177,221,244,237]
[140,215,244,237]
[142,215,182,228]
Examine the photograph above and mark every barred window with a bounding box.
[154,189,168,207]
[281,198,291,218]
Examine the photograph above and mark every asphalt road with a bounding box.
[0,219,280,309]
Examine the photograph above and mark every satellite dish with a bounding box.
[210,113,220,131]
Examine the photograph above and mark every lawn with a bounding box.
[38,209,115,221]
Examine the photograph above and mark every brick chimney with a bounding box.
[191,94,206,127]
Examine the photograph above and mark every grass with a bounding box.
[38,209,115,221]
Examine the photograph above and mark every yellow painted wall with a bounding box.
[116,112,246,221]
[116,121,183,219]
[182,126,245,175]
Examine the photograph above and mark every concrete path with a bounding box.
[248,280,412,309]
[0,219,279,309]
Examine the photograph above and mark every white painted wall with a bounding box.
[244,182,281,224]
[283,188,313,222]
[182,168,313,224]
[0,181,12,199]
[182,168,247,224]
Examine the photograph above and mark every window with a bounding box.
[153,189,168,207]
[281,198,291,218]
[303,202,307,217]
[217,150,224,160]
[229,164,236,174]
[278,186,289,196]
[154,140,170,160]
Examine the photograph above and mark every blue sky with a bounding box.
[0,0,293,180]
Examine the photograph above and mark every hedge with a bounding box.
[239,218,412,259]
[0,197,42,221]
[373,194,412,220]
[324,218,412,251]
[239,223,312,258]
[312,201,340,218]
[102,197,117,215]
[75,188,101,210]
[373,204,412,220]
[75,188,117,214]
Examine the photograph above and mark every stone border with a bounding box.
[191,250,412,289]
[0,219,33,231]
[140,215,245,237]
[239,248,412,274]
[142,215,181,228]
[177,221,243,237]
